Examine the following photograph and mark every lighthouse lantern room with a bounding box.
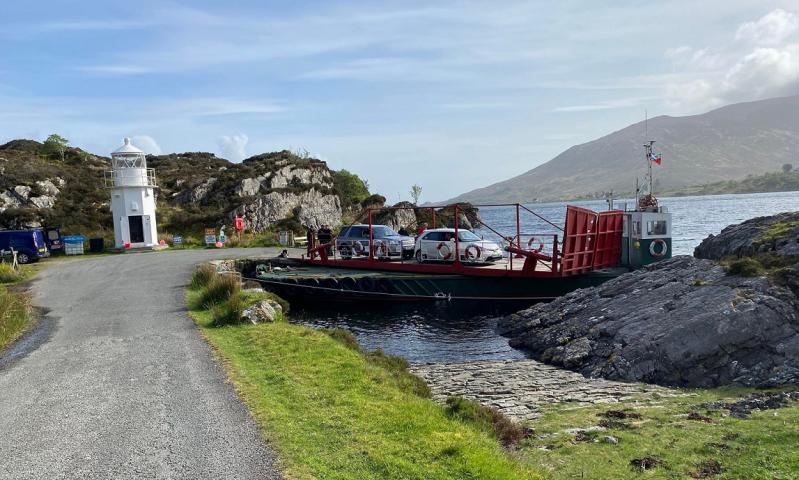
[107,138,159,248]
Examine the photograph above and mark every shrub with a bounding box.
[0,263,22,284]
[190,264,217,290]
[725,257,765,277]
[445,396,524,448]
[211,292,245,327]
[198,273,240,307]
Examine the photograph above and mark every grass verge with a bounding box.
[517,388,799,479]
[0,262,40,351]
[186,284,538,480]
[187,268,799,479]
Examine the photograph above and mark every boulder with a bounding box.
[694,211,799,259]
[230,188,342,232]
[497,256,799,388]
[240,299,283,324]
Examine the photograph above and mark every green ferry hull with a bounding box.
[251,264,629,302]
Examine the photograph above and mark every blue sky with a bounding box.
[2,1,798,201]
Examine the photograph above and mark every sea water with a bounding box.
[294,191,799,362]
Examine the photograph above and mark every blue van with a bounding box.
[0,230,50,264]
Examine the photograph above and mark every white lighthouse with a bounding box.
[107,138,159,248]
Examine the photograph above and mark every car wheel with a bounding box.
[17,253,30,264]
[415,250,423,263]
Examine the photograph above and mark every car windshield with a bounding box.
[371,226,398,237]
[458,230,481,241]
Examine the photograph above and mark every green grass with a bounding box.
[517,389,799,479]
[185,268,799,479]
[187,288,539,480]
[756,220,799,246]
[0,262,40,350]
[0,263,23,283]
[0,288,30,350]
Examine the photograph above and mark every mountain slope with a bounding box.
[448,95,799,203]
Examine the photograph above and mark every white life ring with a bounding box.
[465,244,481,261]
[649,238,668,257]
[352,241,365,253]
[437,242,452,260]
[373,240,388,257]
[527,236,544,252]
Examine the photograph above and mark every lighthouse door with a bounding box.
[128,216,145,243]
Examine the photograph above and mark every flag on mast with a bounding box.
[650,152,662,165]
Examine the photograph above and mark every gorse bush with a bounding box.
[190,264,217,289]
[445,396,525,448]
[198,273,240,308]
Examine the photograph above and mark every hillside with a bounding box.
[662,167,799,197]
[448,95,799,204]
[0,139,373,240]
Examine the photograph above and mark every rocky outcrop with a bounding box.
[694,211,799,259]
[497,256,799,388]
[374,201,418,231]
[231,188,342,231]
[0,177,63,224]
[173,177,217,204]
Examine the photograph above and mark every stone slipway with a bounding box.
[411,359,672,421]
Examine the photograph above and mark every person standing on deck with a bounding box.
[306,226,316,255]
[318,224,333,254]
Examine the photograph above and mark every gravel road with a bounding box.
[0,249,285,479]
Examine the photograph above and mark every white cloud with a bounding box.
[664,9,799,111]
[132,135,162,155]
[735,9,799,46]
[553,96,655,113]
[218,134,248,161]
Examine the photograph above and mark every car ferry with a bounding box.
[252,143,672,302]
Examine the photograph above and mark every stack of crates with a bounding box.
[63,235,86,255]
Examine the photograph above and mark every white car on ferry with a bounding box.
[414,228,504,264]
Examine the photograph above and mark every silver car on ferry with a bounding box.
[335,224,415,259]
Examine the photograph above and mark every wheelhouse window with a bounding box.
[647,220,667,236]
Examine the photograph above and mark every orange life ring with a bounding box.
[465,244,481,261]
[437,242,452,260]
[527,236,544,252]
[649,239,668,257]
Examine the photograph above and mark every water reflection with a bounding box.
[291,301,529,363]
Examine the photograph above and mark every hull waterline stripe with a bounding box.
[246,276,558,302]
